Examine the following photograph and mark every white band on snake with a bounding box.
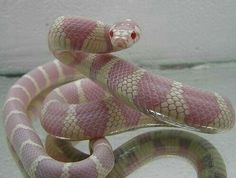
[3,16,235,178]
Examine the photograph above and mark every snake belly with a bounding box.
[3,16,235,178]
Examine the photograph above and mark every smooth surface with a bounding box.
[1,0,236,73]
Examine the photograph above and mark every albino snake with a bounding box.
[3,16,235,178]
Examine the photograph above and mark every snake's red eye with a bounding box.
[131,31,136,39]
[109,30,113,37]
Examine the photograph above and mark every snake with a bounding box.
[3,16,235,178]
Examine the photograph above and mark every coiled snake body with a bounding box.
[3,16,235,178]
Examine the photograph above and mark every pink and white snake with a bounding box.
[3,16,235,178]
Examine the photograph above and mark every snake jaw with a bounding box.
[111,36,128,49]
[109,19,141,50]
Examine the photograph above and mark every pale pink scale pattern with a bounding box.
[119,103,141,127]
[90,54,113,80]
[63,18,97,50]
[182,86,220,127]
[35,159,64,178]
[134,72,172,111]
[75,101,110,138]
[107,60,138,93]
[41,103,67,136]
[3,16,235,178]
[81,79,106,101]
[28,68,47,90]
[4,59,115,177]
[58,83,80,103]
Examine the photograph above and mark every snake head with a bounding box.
[109,19,141,50]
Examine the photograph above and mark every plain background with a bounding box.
[0,1,236,177]
[1,0,236,72]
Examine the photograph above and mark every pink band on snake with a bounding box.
[3,16,235,178]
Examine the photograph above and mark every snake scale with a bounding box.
[3,16,235,178]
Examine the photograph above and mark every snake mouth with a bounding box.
[112,38,128,49]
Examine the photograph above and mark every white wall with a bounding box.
[1,0,236,72]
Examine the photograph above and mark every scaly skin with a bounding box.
[44,130,227,178]
[3,16,235,178]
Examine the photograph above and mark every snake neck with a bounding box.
[48,16,124,54]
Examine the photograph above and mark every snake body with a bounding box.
[3,16,235,178]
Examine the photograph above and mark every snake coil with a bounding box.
[3,16,235,178]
